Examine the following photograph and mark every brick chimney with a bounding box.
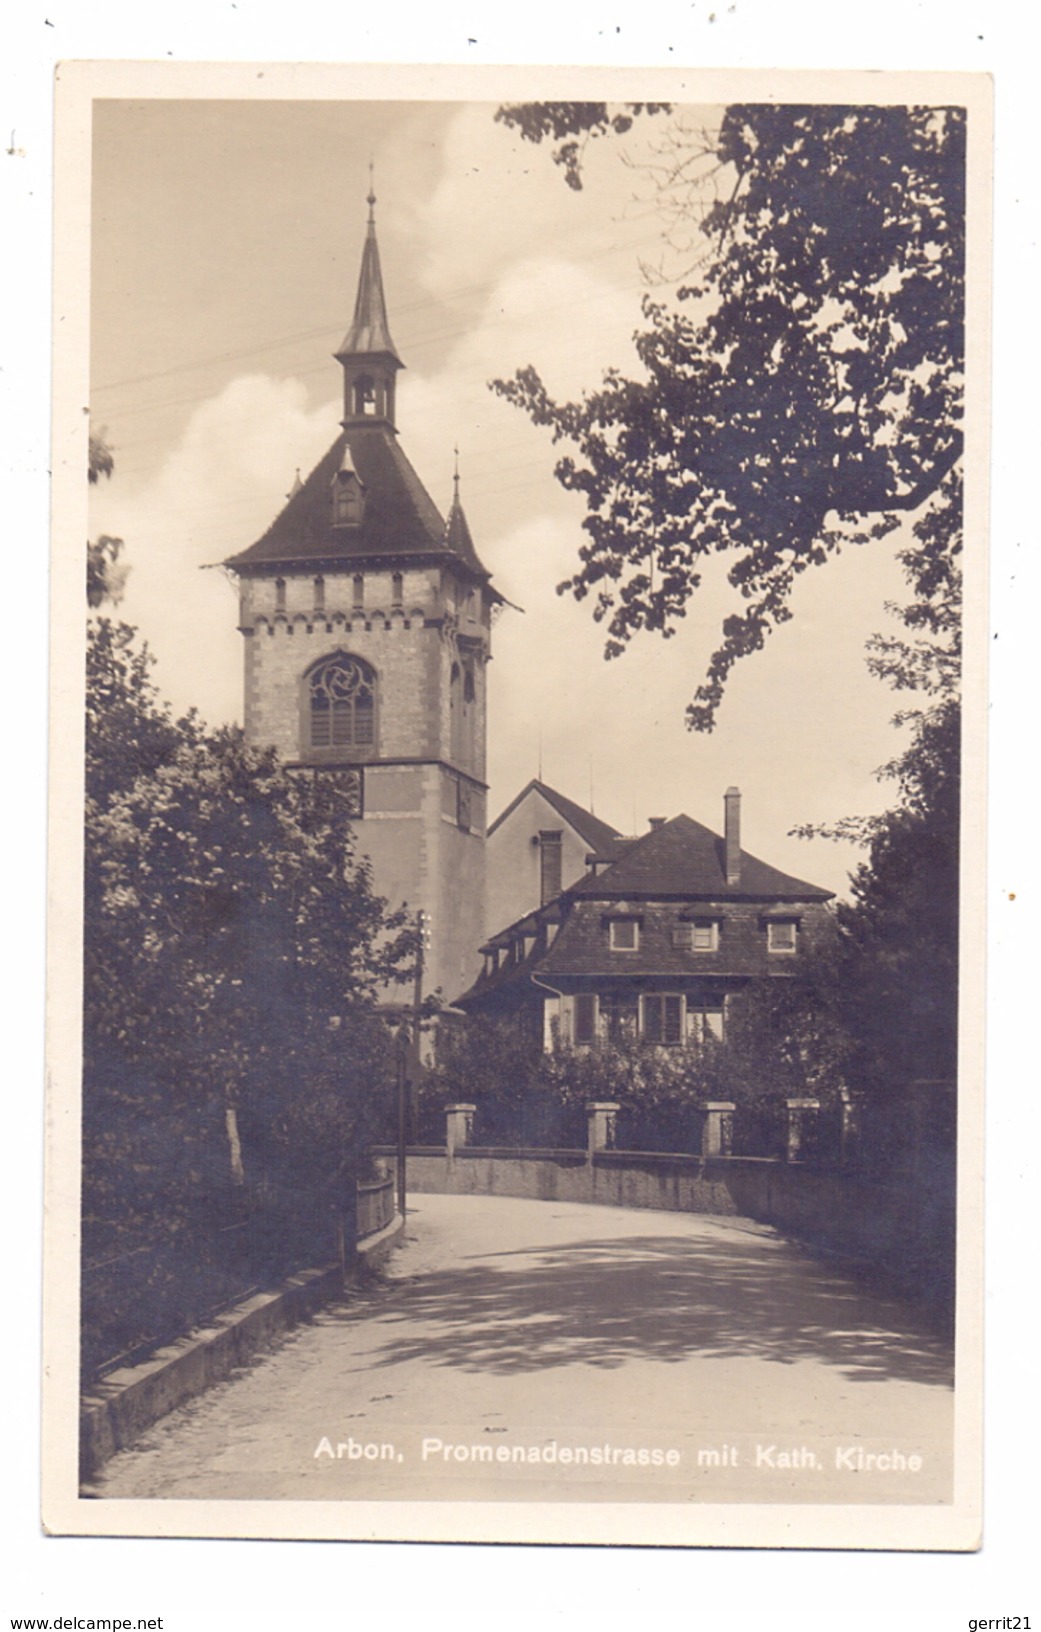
[648,816,666,830]
[724,787,741,886]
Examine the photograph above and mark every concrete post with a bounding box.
[445,1103,476,1161]
[586,1102,619,1158]
[785,1097,820,1162]
[700,1101,735,1159]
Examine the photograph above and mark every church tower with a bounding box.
[223,190,499,1003]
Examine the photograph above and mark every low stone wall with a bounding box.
[80,1213,404,1482]
[391,1146,742,1215]
[377,1141,951,1304]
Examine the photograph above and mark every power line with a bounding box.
[91,223,672,402]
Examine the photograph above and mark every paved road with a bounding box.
[88,1194,954,1507]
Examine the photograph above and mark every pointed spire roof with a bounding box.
[443,449,490,578]
[336,185,402,364]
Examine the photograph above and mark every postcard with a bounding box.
[44,60,989,1549]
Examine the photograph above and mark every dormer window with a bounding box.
[609,918,640,952]
[333,468,366,527]
[767,919,798,955]
[674,919,720,952]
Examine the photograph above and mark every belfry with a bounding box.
[224,190,499,1002]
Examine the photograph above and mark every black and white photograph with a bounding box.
[41,61,990,1552]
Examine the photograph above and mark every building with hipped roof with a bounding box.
[460,789,835,1050]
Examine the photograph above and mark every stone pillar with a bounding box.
[701,1101,735,1159]
[785,1097,820,1162]
[586,1102,619,1158]
[445,1103,476,1160]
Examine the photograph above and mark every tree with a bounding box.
[82,455,417,1368]
[496,102,965,1099]
[495,101,671,191]
[493,103,965,731]
[425,946,852,1157]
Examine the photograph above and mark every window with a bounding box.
[352,573,365,612]
[688,1006,725,1046]
[313,575,325,613]
[767,920,798,955]
[573,993,599,1046]
[457,779,473,832]
[600,993,635,1042]
[308,654,376,751]
[539,831,563,905]
[391,572,404,608]
[642,994,684,1046]
[353,374,376,416]
[333,473,365,526]
[275,576,286,612]
[609,918,640,952]
[673,919,719,952]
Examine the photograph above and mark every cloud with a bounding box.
[89,373,339,726]
[406,104,666,304]
[86,174,914,900]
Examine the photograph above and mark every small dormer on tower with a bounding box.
[331,446,367,528]
[334,187,403,430]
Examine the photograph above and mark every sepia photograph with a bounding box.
[43,62,989,1549]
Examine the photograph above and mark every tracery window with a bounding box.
[308,654,376,751]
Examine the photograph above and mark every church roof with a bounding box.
[224,419,497,580]
[336,192,401,364]
[225,190,498,587]
[567,812,832,903]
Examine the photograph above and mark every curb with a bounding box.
[79,1213,405,1482]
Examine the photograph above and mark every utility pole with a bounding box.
[396,910,427,1222]
[411,908,427,1090]
[395,1020,409,1221]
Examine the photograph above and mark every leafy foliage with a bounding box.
[82,576,415,1371]
[425,966,851,1157]
[493,103,965,730]
[829,700,960,1094]
[496,101,671,190]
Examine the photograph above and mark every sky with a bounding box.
[90,95,932,899]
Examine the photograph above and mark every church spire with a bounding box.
[335,181,403,429]
[444,447,482,573]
